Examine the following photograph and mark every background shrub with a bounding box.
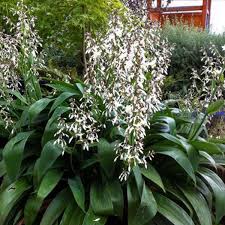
[161,22,225,97]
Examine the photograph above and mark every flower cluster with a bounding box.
[186,44,225,111]
[0,32,20,128]
[86,12,172,176]
[55,94,102,153]
[56,10,172,179]
[0,1,44,127]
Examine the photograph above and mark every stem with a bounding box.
[190,85,218,140]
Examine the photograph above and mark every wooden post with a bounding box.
[146,0,152,19]
[146,0,152,10]
[157,0,161,8]
[202,0,208,28]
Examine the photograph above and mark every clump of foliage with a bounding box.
[1,2,225,225]
[161,22,225,97]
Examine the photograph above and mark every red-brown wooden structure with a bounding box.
[147,0,212,29]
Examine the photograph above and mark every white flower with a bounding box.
[222,45,225,51]
[55,10,172,179]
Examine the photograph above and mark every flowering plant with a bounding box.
[0,2,225,225]
[55,11,172,179]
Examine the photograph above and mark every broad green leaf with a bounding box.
[198,168,225,223]
[28,98,53,122]
[154,193,194,225]
[153,133,183,147]
[82,208,107,225]
[179,187,212,225]
[90,182,113,216]
[68,206,84,225]
[191,140,222,154]
[68,176,85,212]
[40,189,72,225]
[132,183,157,225]
[13,210,23,225]
[38,169,63,199]
[153,145,195,182]
[36,141,62,184]
[207,100,224,115]
[140,164,165,192]
[154,116,176,135]
[42,106,70,146]
[47,80,81,94]
[127,178,140,225]
[166,185,193,216]
[9,90,28,105]
[3,131,34,182]
[75,83,84,94]
[0,160,6,177]
[24,195,43,225]
[97,139,116,177]
[196,177,212,210]
[133,166,144,196]
[0,178,31,225]
[106,180,124,219]
[50,92,77,113]
[199,151,216,168]
[60,201,76,225]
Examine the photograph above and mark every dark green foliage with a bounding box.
[1,79,225,225]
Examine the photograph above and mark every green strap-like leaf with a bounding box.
[38,169,63,199]
[40,189,72,225]
[97,139,116,177]
[106,180,124,219]
[127,178,140,225]
[140,164,165,192]
[28,98,53,122]
[3,131,34,182]
[132,183,157,225]
[60,201,84,225]
[133,166,144,196]
[68,176,85,212]
[199,151,216,168]
[191,141,222,154]
[154,116,176,135]
[47,80,82,94]
[153,145,196,182]
[179,187,212,225]
[60,201,76,225]
[36,141,62,184]
[207,100,224,115]
[82,208,107,225]
[90,182,114,216]
[42,106,70,146]
[67,206,84,225]
[0,178,31,225]
[50,92,77,113]
[24,195,43,225]
[154,193,195,225]
[198,168,225,223]
[166,185,193,216]
[196,177,212,210]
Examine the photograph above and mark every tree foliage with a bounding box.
[0,0,123,70]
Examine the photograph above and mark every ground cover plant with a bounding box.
[1,1,225,225]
